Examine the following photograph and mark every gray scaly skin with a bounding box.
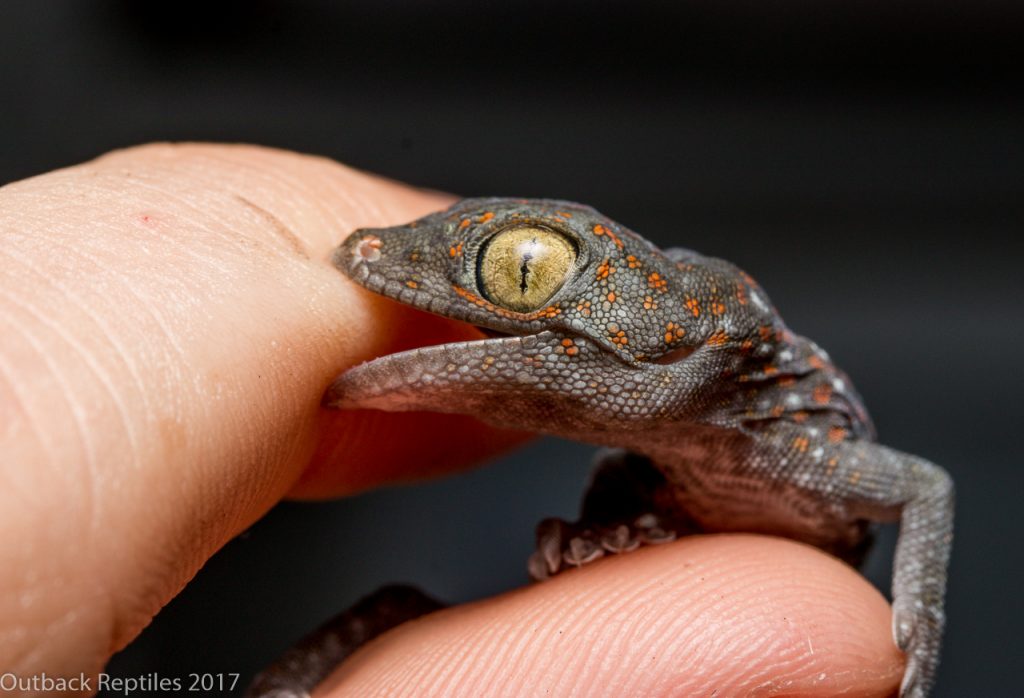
[248,198,953,697]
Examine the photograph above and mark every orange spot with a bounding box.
[792,436,810,453]
[561,338,574,347]
[707,330,729,347]
[740,339,754,352]
[448,241,464,258]
[576,300,592,316]
[409,252,420,262]
[808,355,826,370]
[405,280,418,289]
[778,376,796,387]
[566,346,579,356]
[828,426,848,443]
[763,365,779,376]
[459,218,471,229]
[826,457,840,475]
[685,298,700,316]
[771,405,786,418]
[477,211,495,223]
[647,272,668,292]
[606,292,616,303]
[849,471,862,485]
[626,255,640,269]
[608,325,629,346]
[759,326,773,341]
[643,295,658,310]
[813,384,833,405]
[555,211,573,219]
[710,301,726,316]
[596,259,615,281]
[736,284,749,305]
[593,224,624,249]
[792,411,809,423]
[663,322,686,345]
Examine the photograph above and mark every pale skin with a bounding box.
[0,144,903,696]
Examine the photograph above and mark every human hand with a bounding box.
[0,144,903,696]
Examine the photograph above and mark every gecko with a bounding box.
[247,198,953,698]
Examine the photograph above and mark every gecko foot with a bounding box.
[527,513,678,581]
[528,449,690,581]
[892,599,945,698]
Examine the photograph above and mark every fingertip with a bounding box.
[317,535,903,697]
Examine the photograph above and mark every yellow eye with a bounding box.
[478,227,576,312]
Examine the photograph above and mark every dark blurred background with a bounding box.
[3,2,1022,695]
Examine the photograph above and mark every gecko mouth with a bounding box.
[474,325,514,339]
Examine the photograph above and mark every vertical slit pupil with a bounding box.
[519,239,536,294]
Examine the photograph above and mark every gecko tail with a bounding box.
[245,585,445,698]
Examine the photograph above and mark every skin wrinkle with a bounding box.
[519,579,605,695]
[234,194,310,258]
[468,603,534,694]
[0,244,145,473]
[234,157,340,237]
[0,318,53,474]
[426,610,491,695]
[0,286,100,524]
[566,572,673,695]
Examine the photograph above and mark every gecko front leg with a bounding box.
[844,444,954,697]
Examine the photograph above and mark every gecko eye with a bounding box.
[478,226,576,312]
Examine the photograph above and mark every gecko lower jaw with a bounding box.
[324,331,554,409]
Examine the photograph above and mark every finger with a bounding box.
[317,536,903,698]
[0,144,523,678]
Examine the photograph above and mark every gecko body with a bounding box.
[248,198,952,698]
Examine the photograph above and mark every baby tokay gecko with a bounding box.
[247,198,953,698]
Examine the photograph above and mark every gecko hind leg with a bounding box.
[245,585,445,698]
[528,449,699,581]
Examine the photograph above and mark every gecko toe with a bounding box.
[535,517,569,577]
[891,597,944,697]
[634,514,677,544]
[563,537,605,567]
[527,551,551,581]
[898,661,921,698]
[892,602,916,651]
[600,524,641,554]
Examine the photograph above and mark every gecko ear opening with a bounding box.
[477,226,576,312]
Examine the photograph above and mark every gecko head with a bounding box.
[325,198,705,435]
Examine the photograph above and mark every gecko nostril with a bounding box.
[354,235,383,263]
